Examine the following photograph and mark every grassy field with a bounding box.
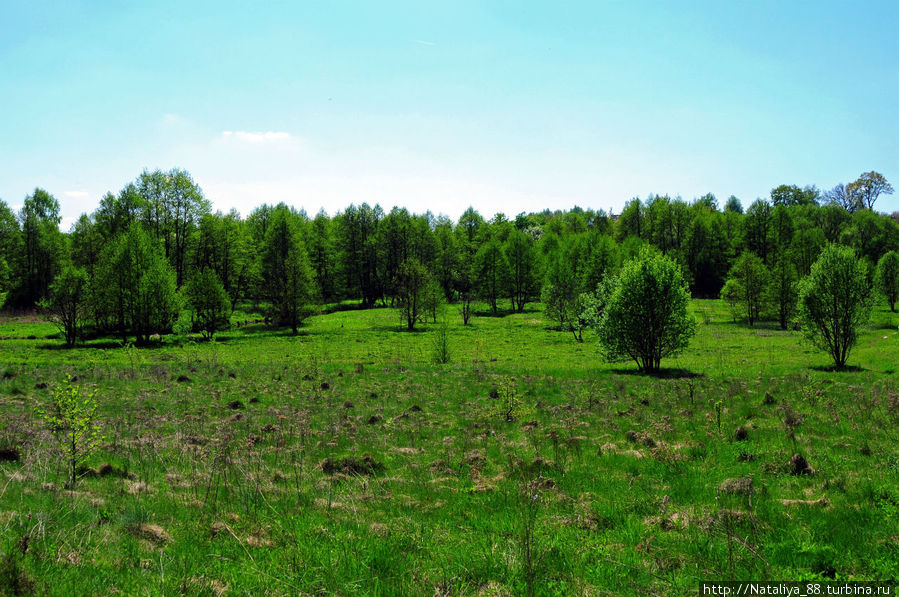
[0,300,897,596]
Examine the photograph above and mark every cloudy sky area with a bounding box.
[1,1,897,230]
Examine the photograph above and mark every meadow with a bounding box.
[0,300,897,596]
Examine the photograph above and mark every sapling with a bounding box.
[39,375,103,488]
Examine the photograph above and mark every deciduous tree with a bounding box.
[875,250,899,312]
[594,249,695,372]
[797,245,872,368]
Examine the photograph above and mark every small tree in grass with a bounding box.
[39,375,102,488]
[875,250,899,312]
[797,244,872,368]
[184,268,231,339]
[595,249,695,373]
[395,258,432,330]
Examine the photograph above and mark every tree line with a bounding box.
[0,168,896,348]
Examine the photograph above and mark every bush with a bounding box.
[595,249,696,372]
[797,244,872,368]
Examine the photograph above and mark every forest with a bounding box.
[0,168,897,350]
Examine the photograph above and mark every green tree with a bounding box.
[723,251,769,326]
[336,203,382,307]
[474,239,508,313]
[262,210,315,333]
[724,196,743,214]
[0,199,20,306]
[615,198,644,242]
[70,214,103,276]
[503,229,538,312]
[767,256,798,329]
[40,266,90,346]
[743,199,773,265]
[434,217,458,301]
[594,249,696,372]
[541,252,577,332]
[770,184,819,207]
[307,210,339,301]
[394,258,432,330]
[137,169,210,287]
[16,188,65,306]
[797,245,872,368]
[846,171,893,211]
[94,185,144,241]
[94,226,181,344]
[184,268,232,339]
[875,250,899,312]
[192,211,246,305]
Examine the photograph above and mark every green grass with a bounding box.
[0,300,897,595]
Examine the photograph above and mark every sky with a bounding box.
[1,1,897,230]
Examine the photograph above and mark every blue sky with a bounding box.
[1,1,897,229]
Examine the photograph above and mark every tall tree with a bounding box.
[307,210,339,302]
[743,199,773,265]
[262,209,315,333]
[70,214,103,276]
[94,225,180,344]
[94,185,144,241]
[0,200,21,306]
[770,184,819,206]
[474,238,508,313]
[847,171,893,211]
[336,203,382,307]
[767,256,798,330]
[137,169,210,287]
[17,188,65,306]
[503,229,538,312]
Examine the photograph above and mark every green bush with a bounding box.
[595,249,695,372]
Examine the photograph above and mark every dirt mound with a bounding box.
[320,455,384,476]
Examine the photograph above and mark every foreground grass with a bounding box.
[0,300,897,595]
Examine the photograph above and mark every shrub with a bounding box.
[595,249,695,372]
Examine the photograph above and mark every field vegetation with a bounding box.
[0,298,897,595]
[0,169,897,594]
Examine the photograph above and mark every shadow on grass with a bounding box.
[809,364,866,373]
[231,325,311,337]
[369,323,430,333]
[609,367,704,379]
[472,308,518,318]
[38,341,129,350]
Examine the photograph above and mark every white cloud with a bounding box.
[161,113,184,125]
[64,190,89,199]
[414,40,436,46]
[221,131,291,143]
